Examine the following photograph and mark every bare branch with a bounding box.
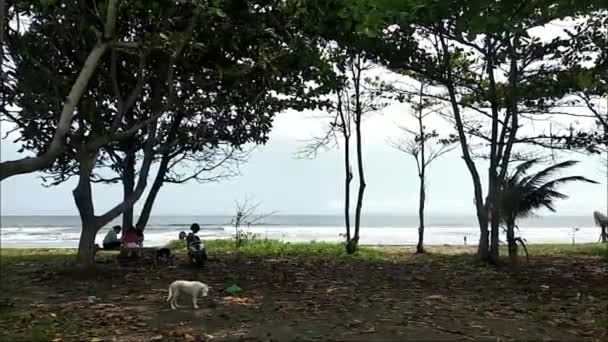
[426,143,457,165]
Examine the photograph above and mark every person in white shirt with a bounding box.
[103,225,122,249]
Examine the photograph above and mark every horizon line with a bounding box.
[0,212,596,218]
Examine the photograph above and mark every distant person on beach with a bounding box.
[102,225,122,250]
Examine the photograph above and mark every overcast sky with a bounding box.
[1,20,606,217]
[1,101,606,217]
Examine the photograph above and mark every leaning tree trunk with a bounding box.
[73,152,101,265]
[416,174,426,254]
[135,154,170,230]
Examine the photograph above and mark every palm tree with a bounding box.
[497,159,597,264]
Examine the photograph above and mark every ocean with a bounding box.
[0,214,602,248]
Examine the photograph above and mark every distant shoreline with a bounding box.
[0,242,602,249]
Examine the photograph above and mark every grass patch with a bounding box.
[165,239,608,261]
[516,243,608,258]
[0,248,76,267]
[165,239,392,261]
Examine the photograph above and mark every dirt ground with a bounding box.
[1,250,607,341]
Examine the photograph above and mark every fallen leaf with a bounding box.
[184,334,196,342]
[425,294,447,300]
[363,326,376,333]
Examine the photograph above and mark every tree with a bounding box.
[231,197,277,248]
[389,82,455,253]
[370,0,603,263]
[1,0,121,181]
[4,0,186,263]
[94,0,335,233]
[5,0,333,264]
[300,50,385,254]
[497,159,597,265]
[4,1,216,264]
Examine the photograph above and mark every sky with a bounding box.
[1,20,607,218]
[1,101,606,217]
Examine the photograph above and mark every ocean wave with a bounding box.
[0,224,600,248]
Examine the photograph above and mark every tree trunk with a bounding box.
[489,210,500,265]
[136,154,170,230]
[416,92,426,254]
[601,224,607,243]
[416,174,426,254]
[439,38,486,262]
[351,76,365,255]
[343,139,353,248]
[477,201,489,260]
[0,0,5,71]
[73,150,100,265]
[122,144,136,232]
[76,221,99,265]
[506,221,518,266]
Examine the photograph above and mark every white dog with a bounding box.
[166,280,209,310]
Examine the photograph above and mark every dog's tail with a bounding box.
[166,285,173,302]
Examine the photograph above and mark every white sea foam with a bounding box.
[0,224,600,248]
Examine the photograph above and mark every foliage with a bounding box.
[5,0,334,185]
[497,159,598,225]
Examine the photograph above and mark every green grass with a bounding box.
[1,242,605,266]
[166,239,608,260]
[165,239,392,261]
[519,243,608,258]
[0,248,75,266]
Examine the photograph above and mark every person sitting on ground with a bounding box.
[103,225,122,250]
[123,226,143,257]
[186,223,202,251]
[185,223,207,266]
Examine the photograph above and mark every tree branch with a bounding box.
[0,0,118,181]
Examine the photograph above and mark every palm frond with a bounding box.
[524,160,580,188]
[507,159,540,185]
[497,160,597,223]
[513,158,541,178]
[536,176,598,192]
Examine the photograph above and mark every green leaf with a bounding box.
[225,284,242,295]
